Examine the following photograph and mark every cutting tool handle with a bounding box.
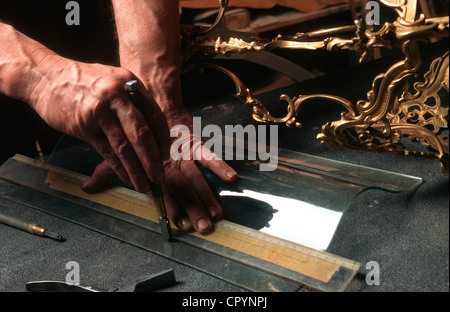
[125,80,172,241]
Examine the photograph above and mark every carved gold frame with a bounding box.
[181,0,449,174]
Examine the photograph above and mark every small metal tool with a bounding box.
[0,211,65,242]
[125,80,172,241]
[26,269,176,292]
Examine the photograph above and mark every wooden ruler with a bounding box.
[1,155,360,291]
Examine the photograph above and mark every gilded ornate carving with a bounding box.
[318,45,449,174]
[181,0,449,173]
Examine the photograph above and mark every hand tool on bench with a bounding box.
[0,210,64,242]
[26,269,176,292]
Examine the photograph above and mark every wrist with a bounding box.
[158,98,189,121]
[125,62,185,116]
[0,23,59,105]
[25,53,68,113]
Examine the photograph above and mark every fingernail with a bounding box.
[81,180,89,189]
[80,182,90,192]
[178,218,193,231]
[197,219,211,233]
[209,206,218,219]
[226,171,238,182]
[81,181,95,194]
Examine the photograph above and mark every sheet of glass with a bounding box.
[200,141,423,251]
[0,149,421,291]
[41,136,422,251]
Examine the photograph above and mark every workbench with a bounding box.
[0,41,448,295]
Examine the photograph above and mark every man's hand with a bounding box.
[83,109,238,234]
[160,110,238,233]
[87,0,240,234]
[0,21,171,195]
[29,56,171,193]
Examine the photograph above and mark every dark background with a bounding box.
[0,0,117,164]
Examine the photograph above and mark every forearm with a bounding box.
[111,0,184,117]
[0,21,57,105]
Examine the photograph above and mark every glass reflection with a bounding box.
[220,189,342,251]
[201,144,421,251]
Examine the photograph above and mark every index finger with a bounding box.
[113,97,166,185]
[125,80,171,160]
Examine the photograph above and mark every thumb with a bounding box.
[81,161,117,194]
